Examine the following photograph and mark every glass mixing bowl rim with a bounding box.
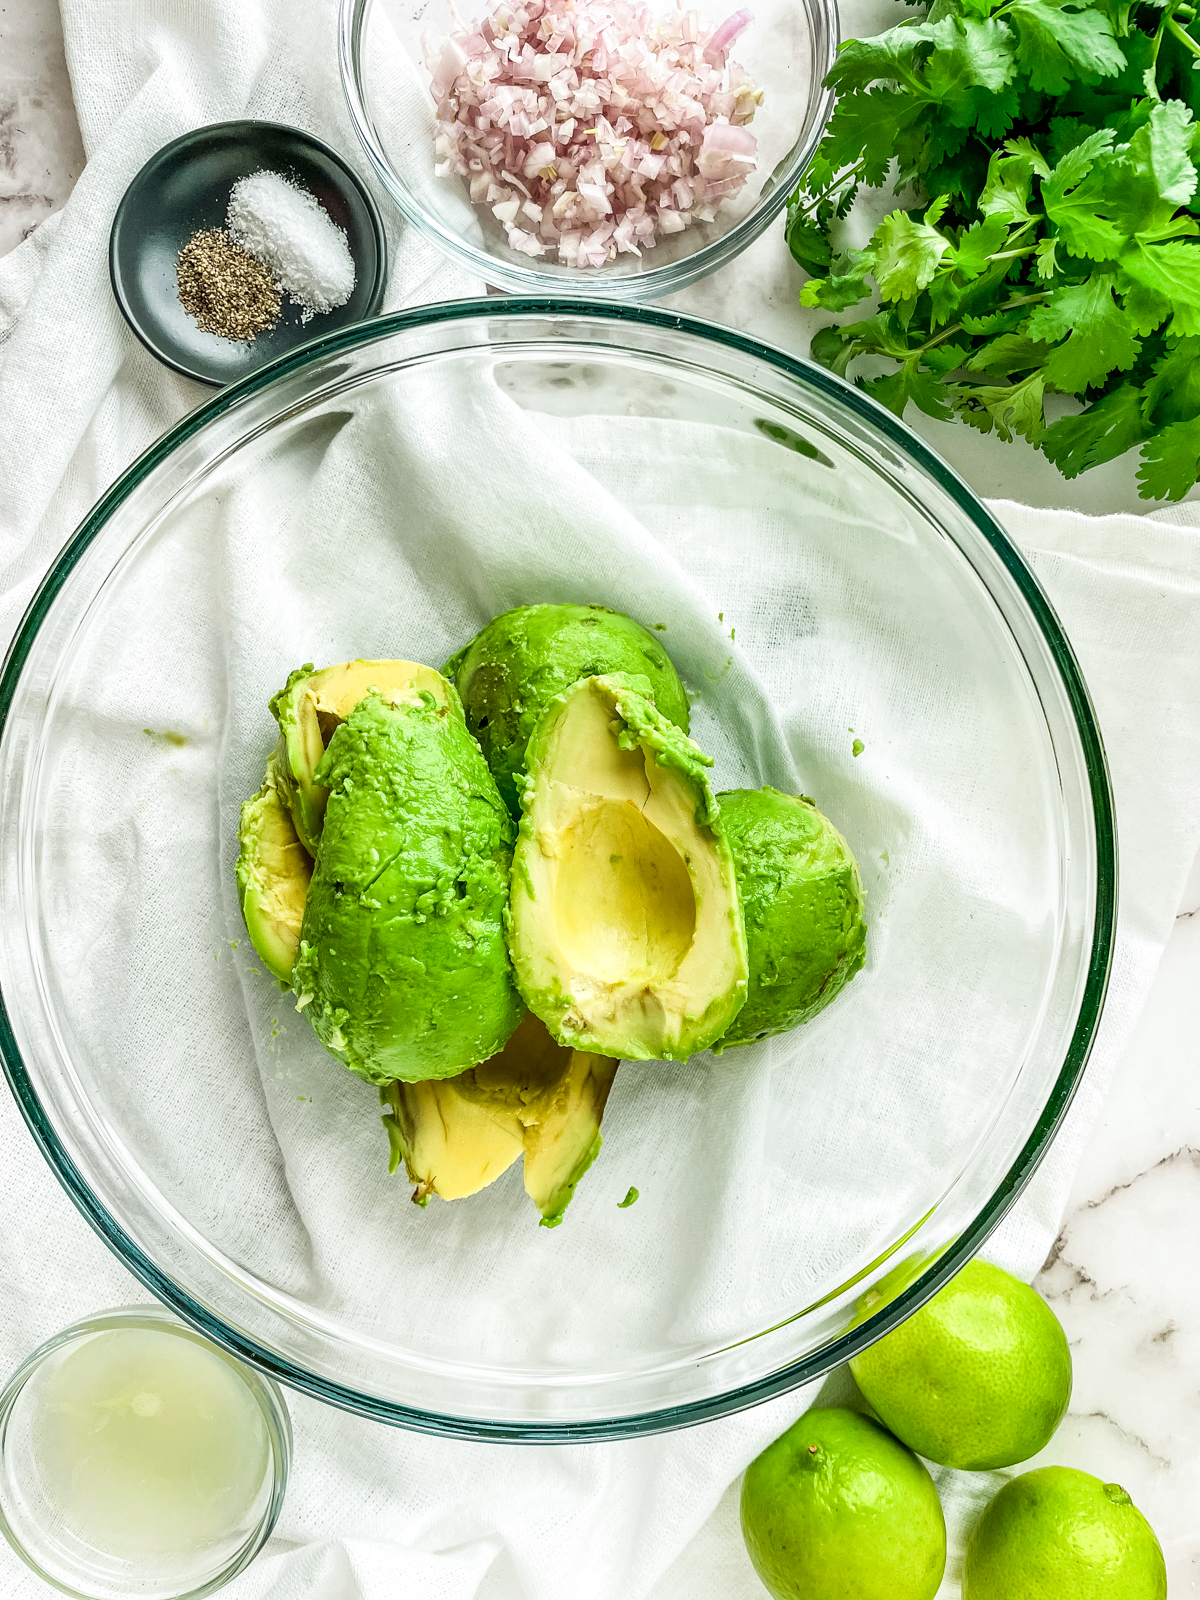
[0,297,1117,1442]
[336,0,840,299]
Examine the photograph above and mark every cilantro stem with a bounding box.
[1165,12,1200,53]
[790,159,867,222]
[914,291,1049,356]
[1145,8,1171,96]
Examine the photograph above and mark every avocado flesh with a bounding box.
[292,690,524,1084]
[380,1011,618,1223]
[717,786,866,1047]
[236,754,313,984]
[444,604,690,817]
[507,674,747,1061]
[381,1075,525,1202]
[270,660,449,854]
[516,1039,618,1227]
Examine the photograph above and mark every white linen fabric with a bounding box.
[1,4,1199,1599]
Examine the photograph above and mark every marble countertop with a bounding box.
[1,0,1197,1592]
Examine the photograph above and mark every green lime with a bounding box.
[963,1466,1167,1598]
[849,1257,1071,1469]
[740,1406,946,1600]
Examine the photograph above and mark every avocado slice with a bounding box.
[270,660,450,854]
[517,1042,618,1228]
[380,1011,618,1223]
[292,688,523,1084]
[507,673,747,1060]
[716,787,866,1047]
[236,754,313,984]
[443,604,690,817]
[380,1075,525,1203]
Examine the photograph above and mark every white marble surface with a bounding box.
[0,0,83,258]
[0,1,1197,1594]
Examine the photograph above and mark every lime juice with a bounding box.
[31,1326,270,1559]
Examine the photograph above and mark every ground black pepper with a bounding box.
[176,228,281,343]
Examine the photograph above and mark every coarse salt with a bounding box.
[226,171,356,321]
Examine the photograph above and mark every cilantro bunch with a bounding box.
[787,0,1200,498]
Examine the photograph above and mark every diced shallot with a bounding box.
[427,0,761,268]
[703,7,752,64]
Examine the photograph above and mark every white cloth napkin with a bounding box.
[1,4,1199,1599]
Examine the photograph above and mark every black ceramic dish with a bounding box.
[109,120,388,387]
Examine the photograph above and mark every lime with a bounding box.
[963,1466,1167,1598]
[849,1257,1071,1469]
[740,1406,946,1600]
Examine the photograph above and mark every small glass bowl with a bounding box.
[337,0,837,297]
[0,1307,290,1600]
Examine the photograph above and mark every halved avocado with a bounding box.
[380,1011,618,1224]
[292,690,523,1084]
[716,787,866,1047]
[270,660,450,854]
[506,674,747,1060]
[444,604,690,817]
[236,754,313,984]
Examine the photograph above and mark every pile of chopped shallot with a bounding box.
[428,0,761,267]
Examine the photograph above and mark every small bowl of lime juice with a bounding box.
[0,1306,290,1599]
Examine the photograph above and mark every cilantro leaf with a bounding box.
[923,15,1020,96]
[1137,415,1200,497]
[1034,237,1060,278]
[954,371,1046,440]
[800,250,876,310]
[810,325,857,378]
[953,212,1014,275]
[1025,275,1141,390]
[979,148,1040,223]
[965,332,1048,373]
[1140,335,1200,422]
[785,209,832,274]
[1121,278,1172,335]
[1008,0,1125,96]
[1041,383,1151,474]
[923,339,974,374]
[824,88,920,184]
[826,22,941,93]
[1119,238,1200,333]
[1004,135,1052,177]
[1129,98,1197,212]
[961,305,1032,333]
[870,207,954,298]
[866,361,956,418]
[1041,129,1125,257]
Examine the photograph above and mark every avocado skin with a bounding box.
[717,787,866,1047]
[444,604,690,816]
[293,692,523,1084]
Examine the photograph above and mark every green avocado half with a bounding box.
[507,673,747,1061]
[292,688,523,1084]
[270,659,450,855]
[443,603,690,816]
[716,787,866,1048]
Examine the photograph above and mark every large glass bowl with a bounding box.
[0,302,1114,1441]
[338,0,837,296]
